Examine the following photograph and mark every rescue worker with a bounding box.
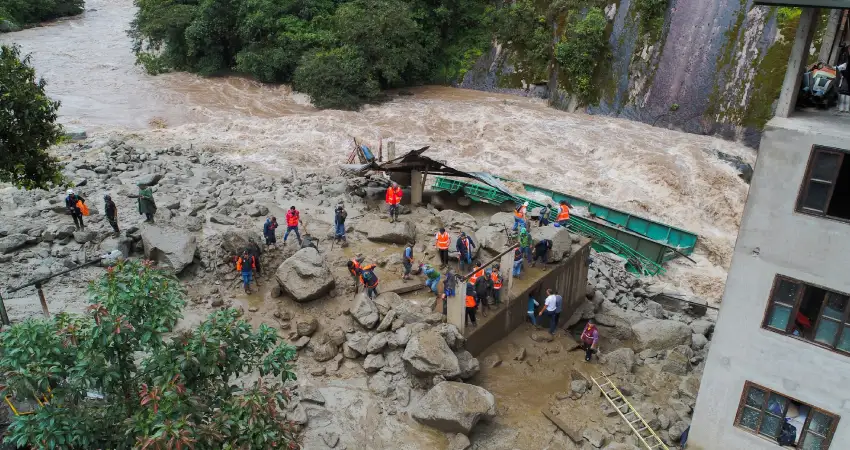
[385,182,402,222]
[65,189,86,230]
[402,242,414,280]
[532,238,552,268]
[580,319,600,362]
[512,247,523,278]
[347,255,364,292]
[465,284,477,328]
[513,201,529,231]
[246,238,263,276]
[435,228,451,268]
[104,195,119,235]
[490,264,503,306]
[474,268,490,317]
[537,204,551,227]
[284,206,302,245]
[334,203,347,244]
[263,216,278,248]
[456,232,475,273]
[556,200,571,227]
[423,264,441,294]
[236,249,256,294]
[518,227,532,263]
[444,268,457,297]
[360,263,379,299]
[138,184,157,223]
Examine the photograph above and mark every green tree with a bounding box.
[0,260,299,449]
[293,46,380,110]
[632,0,668,39]
[490,0,552,81]
[555,7,609,104]
[0,0,84,29]
[0,45,66,190]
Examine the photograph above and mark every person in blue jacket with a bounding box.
[456,232,475,273]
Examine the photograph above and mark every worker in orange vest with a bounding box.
[385,182,402,222]
[513,201,529,231]
[347,254,364,292]
[465,284,477,328]
[235,249,256,294]
[556,200,571,227]
[284,206,302,245]
[490,264,503,306]
[435,228,451,268]
[360,263,379,299]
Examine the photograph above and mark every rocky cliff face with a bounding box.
[462,1,826,148]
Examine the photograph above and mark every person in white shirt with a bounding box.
[538,289,560,335]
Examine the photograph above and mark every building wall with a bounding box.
[465,240,591,356]
[688,115,850,449]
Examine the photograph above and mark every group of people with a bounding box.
[63,184,158,235]
[512,199,572,231]
[347,255,379,298]
[262,205,307,249]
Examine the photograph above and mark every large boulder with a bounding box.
[99,236,133,258]
[530,226,573,262]
[141,226,197,273]
[275,248,334,302]
[455,350,480,379]
[475,225,509,253]
[355,219,416,244]
[0,234,29,254]
[600,348,635,374]
[411,381,496,434]
[402,330,461,378]
[350,293,380,328]
[220,230,263,255]
[488,212,515,229]
[437,210,478,231]
[631,319,692,351]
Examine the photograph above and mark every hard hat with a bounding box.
[523,201,529,207]
[67,189,75,195]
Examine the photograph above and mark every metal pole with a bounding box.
[459,243,520,282]
[0,292,11,326]
[35,283,50,318]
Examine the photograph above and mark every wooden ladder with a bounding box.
[592,374,669,450]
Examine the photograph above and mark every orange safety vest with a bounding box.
[286,210,300,227]
[469,268,484,284]
[360,264,379,287]
[491,272,502,289]
[465,295,476,308]
[436,232,450,250]
[349,259,361,276]
[514,205,526,219]
[556,204,570,222]
[385,187,402,205]
[236,255,254,271]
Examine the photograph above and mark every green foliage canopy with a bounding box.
[0,0,84,28]
[555,7,609,104]
[0,260,299,449]
[0,45,66,190]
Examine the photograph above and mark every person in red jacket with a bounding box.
[284,206,302,245]
[385,182,402,222]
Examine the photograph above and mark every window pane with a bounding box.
[773,279,801,304]
[822,293,848,319]
[838,327,850,352]
[815,319,841,346]
[767,303,792,331]
[801,433,826,450]
[808,410,834,435]
[803,181,831,212]
[811,151,841,181]
[759,414,782,438]
[767,393,787,415]
[739,407,761,431]
[746,386,766,408]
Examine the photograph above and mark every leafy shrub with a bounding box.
[293,46,380,110]
[633,0,668,38]
[0,0,84,28]
[555,7,609,104]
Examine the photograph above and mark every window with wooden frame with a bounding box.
[763,276,850,353]
[796,145,850,221]
[735,382,839,449]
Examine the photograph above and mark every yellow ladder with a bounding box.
[591,374,669,450]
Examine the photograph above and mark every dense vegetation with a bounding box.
[0,45,66,190]
[0,261,299,449]
[0,0,84,30]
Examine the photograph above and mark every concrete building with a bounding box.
[689,4,850,450]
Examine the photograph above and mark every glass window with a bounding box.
[815,319,841,346]
[745,386,766,408]
[809,410,834,435]
[773,279,800,304]
[766,303,792,331]
[803,181,831,212]
[837,327,850,352]
[822,293,848,320]
[759,414,782,438]
[811,151,841,181]
[801,434,826,450]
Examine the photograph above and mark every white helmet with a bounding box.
[523,201,529,207]
[67,189,75,195]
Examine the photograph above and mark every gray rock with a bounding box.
[345,331,369,355]
[661,349,691,376]
[135,173,163,187]
[141,226,197,273]
[296,317,319,337]
[411,381,496,435]
[669,421,689,442]
[0,234,29,253]
[531,332,553,343]
[582,428,606,448]
[455,350,480,379]
[388,326,411,349]
[363,354,386,373]
[631,319,692,351]
[435,323,465,350]
[390,298,431,325]
[342,343,358,359]
[373,291,398,316]
[355,219,416,244]
[366,332,390,354]
[311,341,338,362]
[300,385,326,405]
[350,293,380,328]
[447,433,471,450]
[275,248,335,302]
[328,327,347,346]
[689,319,714,336]
[645,301,665,319]
[285,403,308,425]
[437,210,478,231]
[571,379,588,396]
[368,372,393,397]
[402,330,461,378]
[320,431,340,448]
[395,384,411,407]
[600,348,635,374]
[530,226,573,262]
[488,212,515,229]
[210,214,236,225]
[376,309,397,332]
[475,225,508,253]
[294,336,311,349]
[99,236,133,258]
[691,333,708,350]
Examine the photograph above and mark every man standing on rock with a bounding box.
[518,227,532,263]
[284,206,302,245]
[263,216,278,248]
[65,189,86,230]
[580,319,600,362]
[435,228,450,268]
[385,182,402,222]
[104,195,119,235]
[538,289,559,335]
[456,232,475,273]
[348,254,364,293]
[402,242,414,280]
[137,184,157,223]
[334,203,347,245]
[236,249,256,294]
